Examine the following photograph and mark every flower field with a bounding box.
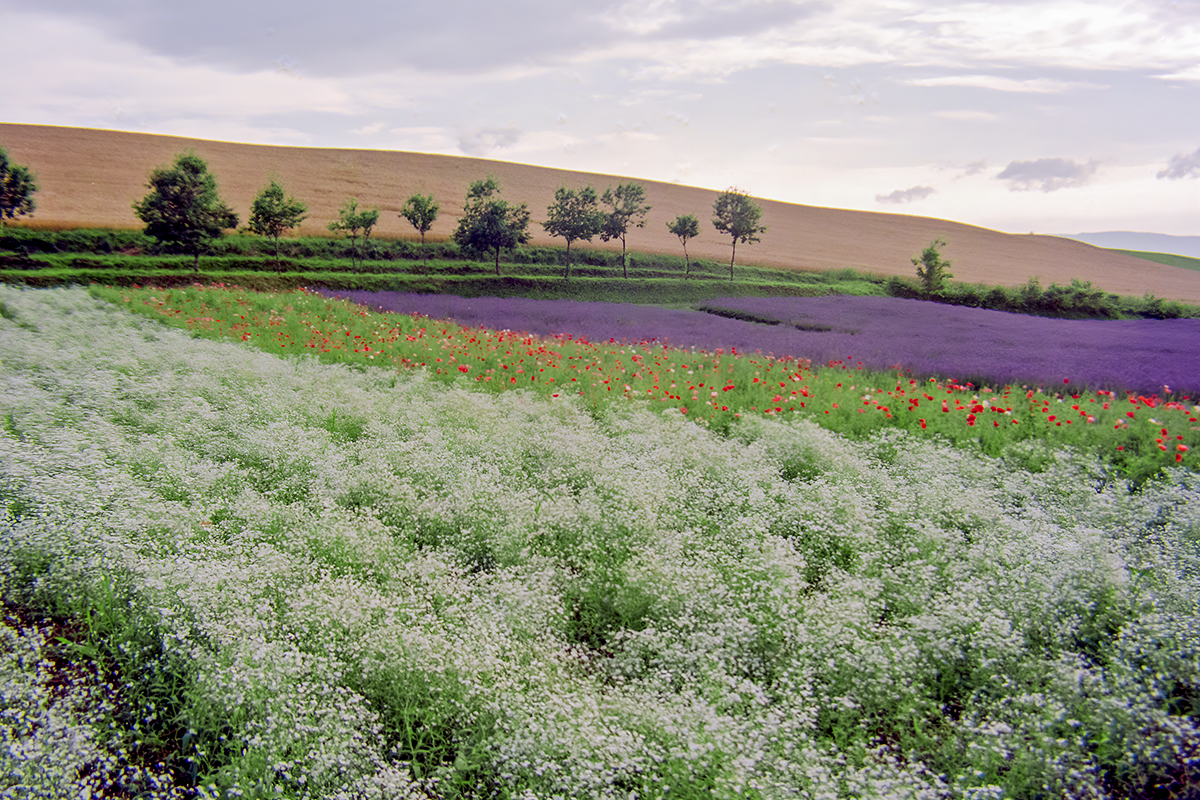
[1,285,1199,799]
[94,284,1198,484]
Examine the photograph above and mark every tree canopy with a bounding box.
[132,152,237,271]
[247,177,307,266]
[400,193,439,271]
[328,198,380,268]
[912,237,954,294]
[0,147,37,224]
[453,176,531,275]
[599,182,651,278]
[712,188,767,280]
[666,214,701,276]
[542,185,604,279]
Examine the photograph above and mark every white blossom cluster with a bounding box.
[0,287,1197,799]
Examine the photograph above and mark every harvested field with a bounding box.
[4,122,1200,303]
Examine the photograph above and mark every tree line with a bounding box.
[0,146,769,280]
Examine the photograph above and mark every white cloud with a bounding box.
[1154,65,1200,82]
[875,186,937,204]
[997,157,1100,192]
[1157,147,1200,180]
[907,75,1100,93]
[456,128,523,157]
[935,110,1000,122]
[352,122,386,136]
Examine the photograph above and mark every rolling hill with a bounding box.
[5,122,1200,304]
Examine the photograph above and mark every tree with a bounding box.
[599,182,651,279]
[666,214,701,277]
[542,185,604,279]
[452,176,531,275]
[328,198,380,269]
[400,193,439,272]
[132,152,237,271]
[0,147,37,224]
[247,177,307,268]
[711,188,767,280]
[912,237,953,294]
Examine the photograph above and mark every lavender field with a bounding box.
[326,291,1200,396]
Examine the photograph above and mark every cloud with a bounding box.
[22,0,621,77]
[351,122,385,135]
[457,127,523,156]
[875,186,937,204]
[904,75,1101,93]
[996,158,1099,192]
[1154,65,1200,82]
[934,110,999,122]
[1157,147,1200,180]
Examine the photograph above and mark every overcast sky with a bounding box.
[3,0,1199,235]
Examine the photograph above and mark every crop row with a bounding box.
[91,284,1199,485]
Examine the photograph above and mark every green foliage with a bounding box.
[542,185,604,279]
[452,176,531,275]
[666,213,701,276]
[132,152,238,272]
[0,147,38,223]
[327,198,380,269]
[599,182,651,278]
[712,188,766,279]
[1117,248,1200,272]
[883,273,1197,320]
[246,177,307,266]
[911,237,953,294]
[8,224,1200,321]
[400,193,439,271]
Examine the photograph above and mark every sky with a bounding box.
[3,0,1199,236]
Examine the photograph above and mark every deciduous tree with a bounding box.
[599,182,651,279]
[666,214,700,276]
[328,198,380,269]
[132,152,238,272]
[912,237,953,294]
[712,188,766,280]
[0,147,37,224]
[543,185,604,279]
[248,177,307,268]
[400,193,439,272]
[453,176,531,275]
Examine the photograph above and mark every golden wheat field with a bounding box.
[4,122,1200,303]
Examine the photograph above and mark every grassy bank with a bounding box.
[4,227,1200,318]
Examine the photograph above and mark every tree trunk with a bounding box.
[193,249,200,273]
[494,248,500,276]
[564,241,572,280]
[730,239,737,281]
[684,245,690,278]
[622,236,628,279]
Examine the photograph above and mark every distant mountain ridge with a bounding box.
[1058,232,1200,259]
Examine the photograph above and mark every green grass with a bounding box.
[5,226,1200,317]
[1117,248,1200,272]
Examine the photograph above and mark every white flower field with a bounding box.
[0,287,1197,799]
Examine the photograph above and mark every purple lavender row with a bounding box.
[320,290,1200,395]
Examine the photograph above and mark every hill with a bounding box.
[5,122,1200,304]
